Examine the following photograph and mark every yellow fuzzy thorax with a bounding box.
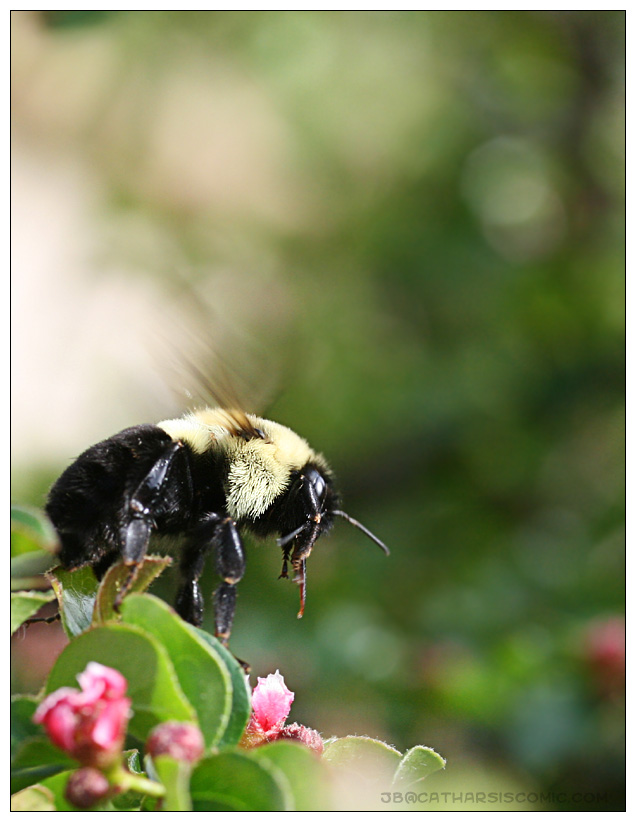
[157,409,328,520]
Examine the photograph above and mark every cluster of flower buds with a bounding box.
[34,662,322,808]
[34,661,203,809]
[242,670,323,754]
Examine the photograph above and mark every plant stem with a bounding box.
[107,764,166,799]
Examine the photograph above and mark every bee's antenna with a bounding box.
[333,510,390,555]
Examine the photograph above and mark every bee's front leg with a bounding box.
[115,441,187,610]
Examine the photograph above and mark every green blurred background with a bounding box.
[11,10,624,810]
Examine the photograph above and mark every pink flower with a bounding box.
[34,662,131,769]
[250,670,294,735]
[242,670,322,754]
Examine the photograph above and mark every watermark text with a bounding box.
[380,791,609,806]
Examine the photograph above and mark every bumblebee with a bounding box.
[46,406,389,647]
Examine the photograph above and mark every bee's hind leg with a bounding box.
[175,514,221,627]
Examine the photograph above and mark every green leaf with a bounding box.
[11,734,73,772]
[124,748,143,774]
[153,755,193,811]
[11,550,56,588]
[11,504,58,557]
[322,736,403,811]
[36,772,80,811]
[323,735,402,779]
[44,623,196,740]
[120,594,232,748]
[11,783,57,811]
[251,740,329,811]
[92,557,172,624]
[46,556,172,639]
[11,696,40,758]
[393,745,446,786]
[11,737,76,794]
[190,751,293,811]
[194,626,252,748]
[11,695,75,792]
[48,566,99,638]
[10,590,56,635]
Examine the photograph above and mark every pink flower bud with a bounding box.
[279,722,324,754]
[146,722,205,764]
[34,662,131,768]
[65,768,111,809]
[250,670,294,735]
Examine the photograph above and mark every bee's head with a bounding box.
[277,465,338,557]
[277,463,389,617]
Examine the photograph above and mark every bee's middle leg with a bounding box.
[176,515,245,639]
[213,518,245,646]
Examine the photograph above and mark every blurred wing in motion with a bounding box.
[152,279,280,431]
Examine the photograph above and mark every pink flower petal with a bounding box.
[76,662,128,706]
[89,698,131,750]
[38,699,79,753]
[251,670,294,733]
[33,687,81,724]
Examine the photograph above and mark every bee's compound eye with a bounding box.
[305,466,326,502]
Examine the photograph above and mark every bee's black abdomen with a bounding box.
[46,425,178,569]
